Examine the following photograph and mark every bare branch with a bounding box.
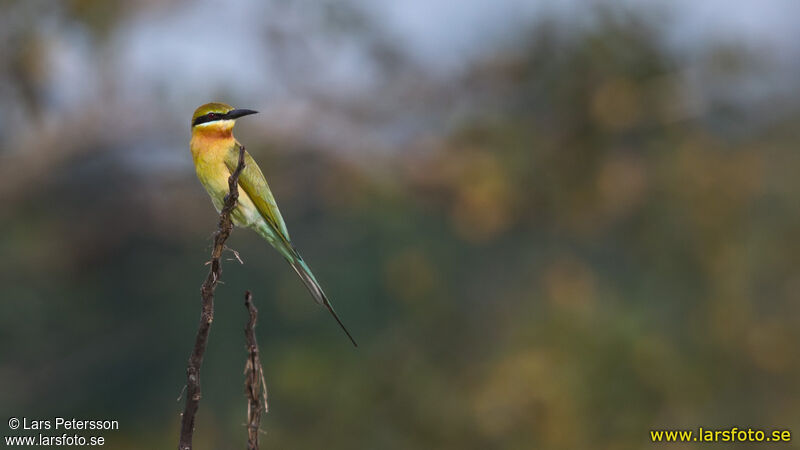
[244,290,268,450]
[178,145,246,450]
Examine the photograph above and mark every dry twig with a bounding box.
[178,145,246,450]
[244,290,268,450]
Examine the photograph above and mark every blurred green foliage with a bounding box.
[0,3,798,450]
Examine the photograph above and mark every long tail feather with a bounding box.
[289,257,358,347]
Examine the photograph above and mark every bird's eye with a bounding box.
[208,113,217,119]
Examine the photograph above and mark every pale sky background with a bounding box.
[2,0,798,161]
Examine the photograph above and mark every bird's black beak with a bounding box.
[225,109,259,120]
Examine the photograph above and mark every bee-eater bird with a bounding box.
[189,102,357,347]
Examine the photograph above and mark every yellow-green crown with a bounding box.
[191,102,234,124]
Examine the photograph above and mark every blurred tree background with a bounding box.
[1,0,798,449]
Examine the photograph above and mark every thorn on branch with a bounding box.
[227,247,244,265]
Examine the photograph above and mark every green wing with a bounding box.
[224,145,291,241]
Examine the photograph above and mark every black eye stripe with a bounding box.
[192,112,226,127]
